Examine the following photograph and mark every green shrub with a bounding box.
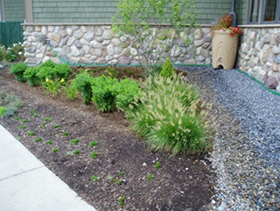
[11,63,28,82]
[36,66,56,81]
[73,73,93,104]
[24,67,41,86]
[115,79,140,111]
[127,73,211,155]
[53,64,72,79]
[160,57,175,78]
[40,60,57,69]
[91,75,118,112]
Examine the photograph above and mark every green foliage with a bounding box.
[74,150,80,155]
[44,78,64,96]
[0,43,24,62]
[120,171,125,176]
[115,79,140,111]
[11,63,28,82]
[24,67,41,86]
[40,60,57,69]
[19,125,26,129]
[127,73,211,155]
[52,147,59,153]
[112,0,198,73]
[30,110,36,114]
[107,175,115,183]
[118,196,125,206]
[53,64,72,79]
[104,67,120,79]
[63,84,77,100]
[91,75,118,112]
[53,124,61,129]
[91,176,99,182]
[46,140,53,145]
[0,107,7,118]
[27,131,35,136]
[0,91,23,118]
[160,58,175,78]
[73,73,93,104]
[89,141,98,148]
[22,119,29,123]
[44,117,52,122]
[14,116,20,120]
[70,138,79,145]
[91,151,98,159]
[116,180,122,186]
[146,174,154,181]
[63,132,71,136]
[154,161,161,169]
[36,66,56,81]
[35,137,43,143]
[40,122,46,128]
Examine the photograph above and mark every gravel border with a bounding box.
[177,66,280,211]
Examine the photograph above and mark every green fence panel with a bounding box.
[0,22,23,47]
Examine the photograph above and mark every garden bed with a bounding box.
[0,66,214,211]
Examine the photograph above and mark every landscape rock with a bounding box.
[265,77,278,89]
[118,56,131,65]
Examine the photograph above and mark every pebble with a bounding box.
[177,66,280,211]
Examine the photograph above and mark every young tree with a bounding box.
[112,0,198,73]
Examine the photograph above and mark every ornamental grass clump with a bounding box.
[127,73,211,154]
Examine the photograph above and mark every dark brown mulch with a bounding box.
[0,67,214,211]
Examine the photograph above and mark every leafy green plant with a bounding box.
[34,113,39,118]
[91,151,98,159]
[53,64,72,79]
[40,60,57,69]
[73,73,94,104]
[115,79,140,111]
[107,175,115,183]
[127,73,211,155]
[89,141,98,148]
[36,66,56,82]
[19,125,26,129]
[160,58,175,78]
[5,50,17,62]
[104,67,119,78]
[91,75,118,112]
[44,117,52,122]
[44,78,64,96]
[30,110,36,114]
[24,67,41,86]
[27,131,35,136]
[14,116,20,120]
[120,171,125,176]
[40,122,47,128]
[154,161,161,169]
[63,84,77,100]
[63,132,71,136]
[22,119,29,123]
[74,150,80,155]
[53,124,61,129]
[70,138,79,145]
[90,176,99,182]
[146,174,154,181]
[0,107,7,118]
[52,147,59,153]
[11,63,28,82]
[116,180,122,186]
[118,196,125,206]
[46,140,53,145]
[35,137,43,143]
[112,0,198,73]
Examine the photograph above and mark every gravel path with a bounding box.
[177,66,280,211]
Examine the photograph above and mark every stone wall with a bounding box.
[237,27,280,92]
[23,24,280,93]
[23,24,212,66]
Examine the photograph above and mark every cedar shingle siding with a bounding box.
[31,0,247,25]
[4,0,25,21]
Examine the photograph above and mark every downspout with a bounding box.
[229,0,237,27]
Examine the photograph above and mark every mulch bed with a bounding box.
[0,66,214,211]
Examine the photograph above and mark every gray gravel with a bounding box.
[177,66,280,211]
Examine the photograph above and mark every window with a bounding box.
[248,0,280,24]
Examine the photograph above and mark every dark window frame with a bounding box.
[248,0,280,24]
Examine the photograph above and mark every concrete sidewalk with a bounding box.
[0,124,97,211]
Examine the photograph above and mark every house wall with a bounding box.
[236,0,248,25]
[31,0,233,24]
[4,0,25,21]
